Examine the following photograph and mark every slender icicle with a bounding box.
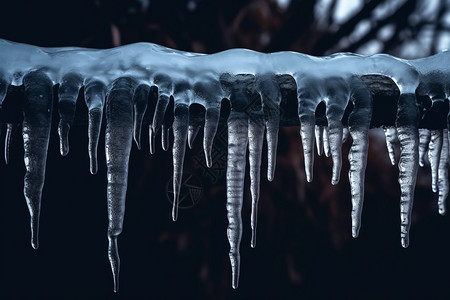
[58,73,82,156]
[438,130,449,215]
[4,123,13,164]
[0,75,8,114]
[171,104,189,221]
[248,116,265,248]
[327,123,344,185]
[132,84,150,150]
[22,71,53,249]
[347,77,372,238]
[323,126,331,157]
[383,127,398,165]
[265,112,279,182]
[149,126,155,154]
[396,94,420,248]
[84,80,106,174]
[203,107,220,168]
[105,77,136,293]
[418,129,431,167]
[226,110,248,289]
[161,124,170,151]
[188,124,200,149]
[151,93,170,136]
[315,125,324,156]
[428,130,443,193]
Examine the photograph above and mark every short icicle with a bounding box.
[171,104,189,221]
[437,130,449,215]
[58,73,83,156]
[418,129,431,167]
[84,80,106,174]
[203,106,220,168]
[428,130,443,193]
[384,127,398,165]
[395,93,420,248]
[105,77,136,292]
[226,109,249,289]
[4,123,13,164]
[22,71,54,249]
[132,84,150,150]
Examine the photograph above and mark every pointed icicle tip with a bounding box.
[4,123,13,164]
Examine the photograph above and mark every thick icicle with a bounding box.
[383,127,398,165]
[84,80,106,174]
[437,130,449,215]
[226,110,248,289]
[248,114,265,248]
[428,130,443,193]
[4,123,13,164]
[396,93,420,248]
[418,129,431,167]
[0,75,8,114]
[315,125,324,156]
[58,73,83,156]
[171,104,189,221]
[203,107,220,168]
[22,71,53,249]
[105,77,136,293]
[132,84,150,150]
[342,127,349,143]
[347,77,372,238]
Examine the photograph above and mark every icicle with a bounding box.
[188,124,200,149]
[161,124,170,151]
[347,76,372,238]
[132,84,150,150]
[327,123,344,185]
[342,127,349,143]
[428,130,443,193]
[203,107,220,168]
[22,71,53,249]
[84,80,106,175]
[149,126,155,154]
[396,93,420,248]
[383,127,398,165]
[151,93,170,138]
[171,104,189,221]
[4,123,13,164]
[265,111,279,182]
[57,73,82,156]
[226,110,248,289]
[315,125,324,156]
[323,126,331,157]
[0,75,8,112]
[248,115,265,248]
[105,77,136,293]
[438,130,449,215]
[418,129,431,167]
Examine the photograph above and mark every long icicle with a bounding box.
[22,70,53,249]
[248,114,265,248]
[428,130,443,193]
[347,77,372,238]
[226,109,248,289]
[396,93,420,248]
[437,130,449,215]
[171,104,189,221]
[132,84,150,150]
[105,77,136,292]
[418,129,431,167]
[84,80,106,174]
[58,73,82,156]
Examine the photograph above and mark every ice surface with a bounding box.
[0,38,448,291]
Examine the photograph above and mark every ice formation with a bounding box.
[0,39,448,291]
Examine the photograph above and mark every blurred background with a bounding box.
[0,0,450,299]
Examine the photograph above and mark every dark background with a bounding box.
[0,0,450,299]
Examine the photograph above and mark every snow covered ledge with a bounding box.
[0,39,448,291]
